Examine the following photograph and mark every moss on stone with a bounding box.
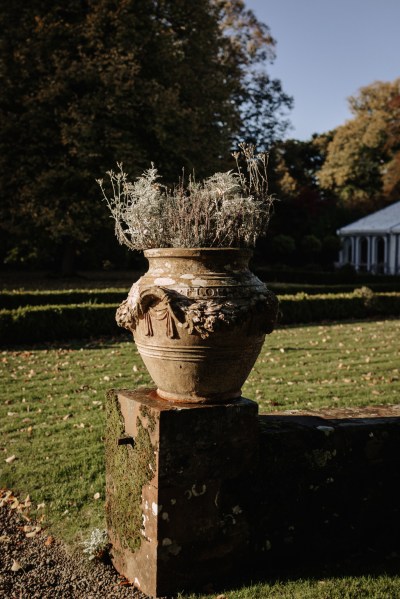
[306,448,336,469]
[105,390,156,552]
[139,403,157,432]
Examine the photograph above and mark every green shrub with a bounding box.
[255,267,400,286]
[279,291,400,325]
[3,283,400,310]
[1,291,399,345]
[269,282,400,295]
[0,303,123,345]
[270,234,296,258]
[301,234,322,256]
[0,289,128,309]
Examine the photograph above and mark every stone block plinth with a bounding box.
[105,388,258,598]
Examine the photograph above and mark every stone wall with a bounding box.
[253,412,400,570]
[106,390,400,597]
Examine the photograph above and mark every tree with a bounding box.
[0,0,292,273]
[271,137,327,197]
[266,136,340,240]
[253,135,347,268]
[269,234,296,262]
[301,234,322,259]
[215,1,293,149]
[318,78,400,209]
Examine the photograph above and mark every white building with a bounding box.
[337,201,400,274]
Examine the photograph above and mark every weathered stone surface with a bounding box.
[115,248,278,402]
[106,388,259,598]
[253,412,400,568]
[106,390,400,596]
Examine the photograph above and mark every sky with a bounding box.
[245,0,400,140]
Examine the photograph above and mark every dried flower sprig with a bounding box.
[81,528,109,561]
[98,144,273,250]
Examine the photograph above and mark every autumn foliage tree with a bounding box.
[262,80,400,269]
[318,78,400,210]
[0,0,292,273]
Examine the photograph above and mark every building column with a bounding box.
[367,237,372,272]
[370,236,377,273]
[385,235,390,274]
[353,236,359,270]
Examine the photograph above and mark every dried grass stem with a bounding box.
[98,144,273,250]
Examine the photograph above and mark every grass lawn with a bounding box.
[177,575,400,599]
[243,319,400,411]
[1,318,400,597]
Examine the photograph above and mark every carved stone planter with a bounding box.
[117,248,278,403]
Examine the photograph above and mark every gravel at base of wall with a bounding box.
[0,502,148,599]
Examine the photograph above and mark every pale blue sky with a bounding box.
[246,0,400,140]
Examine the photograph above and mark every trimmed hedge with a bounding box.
[269,282,400,295]
[3,282,400,308]
[1,290,400,345]
[278,291,400,325]
[255,267,400,286]
[0,289,128,309]
[0,303,122,345]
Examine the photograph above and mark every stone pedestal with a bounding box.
[105,388,259,598]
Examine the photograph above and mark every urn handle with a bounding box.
[116,285,184,335]
[257,290,279,335]
[137,286,171,316]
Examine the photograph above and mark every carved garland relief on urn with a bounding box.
[116,248,278,403]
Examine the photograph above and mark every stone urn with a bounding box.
[116,248,278,403]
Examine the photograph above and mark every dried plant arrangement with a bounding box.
[98,144,273,250]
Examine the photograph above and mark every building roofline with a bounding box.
[337,221,400,236]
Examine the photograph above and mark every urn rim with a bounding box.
[144,247,253,259]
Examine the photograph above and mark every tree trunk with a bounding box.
[61,241,76,277]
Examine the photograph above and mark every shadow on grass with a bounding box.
[197,550,400,597]
[3,333,132,352]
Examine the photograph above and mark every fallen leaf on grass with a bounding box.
[11,560,22,572]
[10,498,20,509]
[23,525,41,537]
[0,490,13,506]
[20,513,31,522]
[44,536,54,546]
[5,455,17,464]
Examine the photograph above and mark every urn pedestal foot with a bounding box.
[105,388,259,598]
